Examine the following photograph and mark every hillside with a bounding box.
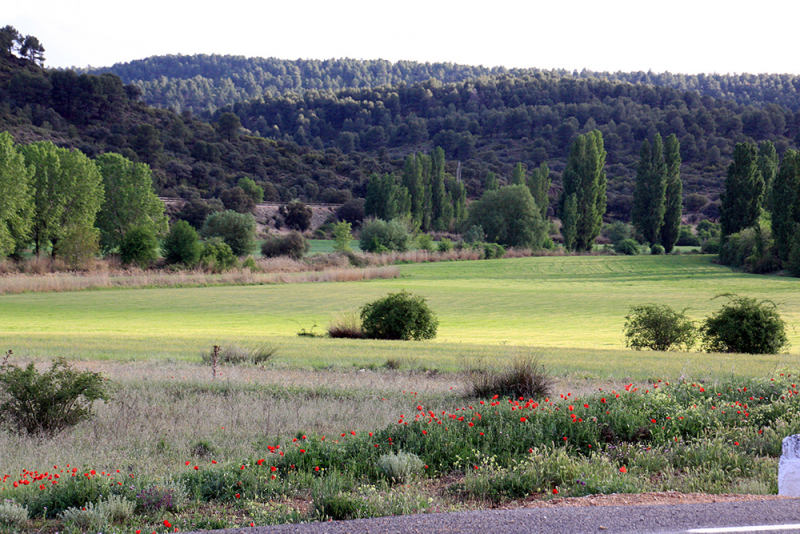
[0,54,392,201]
[87,55,800,115]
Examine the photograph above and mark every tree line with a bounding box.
[91,54,800,116]
[0,132,166,265]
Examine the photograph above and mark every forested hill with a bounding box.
[85,54,800,115]
[0,54,392,201]
[218,72,800,219]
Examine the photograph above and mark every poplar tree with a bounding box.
[19,141,103,257]
[95,152,167,252]
[526,162,551,219]
[0,132,32,257]
[771,150,800,261]
[484,171,499,192]
[401,155,424,227]
[720,143,763,236]
[660,134,682,253]
[757,141,778,211]
[430,147,448,230]
[511,163,526,186]
[632,134,667,246]
[559,130,606,251]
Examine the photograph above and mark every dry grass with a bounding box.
[0,359,463,479]
[0,265,400,295]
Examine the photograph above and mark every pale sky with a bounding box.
[7,0,800,75]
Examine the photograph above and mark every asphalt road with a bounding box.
[189,498,800,534]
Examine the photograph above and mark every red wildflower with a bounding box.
[164,520,172,528]
[552,488,559,495]
[619,466,627,473]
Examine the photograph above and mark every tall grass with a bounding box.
[0,265,400,295]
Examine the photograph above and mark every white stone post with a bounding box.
[778,434,800,497]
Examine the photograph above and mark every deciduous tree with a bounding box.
[632,134,666,246]
[660,134,682,253]
[721,143,763,236]
[559,131,606,251]
[0,132,32,257]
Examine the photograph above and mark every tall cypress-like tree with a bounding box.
[364,173,410,221]
[757,141,778,211]
[771,150,800,262]
[401,155,424,227]
[560,130,606,251]
[511,163,526,186]
[632,135,667,245]
[526,162,550,219]
[720,142,763,236]
[484,171,499,192]
[430,147,447,230]
[660,134,682,253]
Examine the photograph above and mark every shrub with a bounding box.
[135,480,188,513]
[55,225,100,270]
[199,237,238,272]
[179,196,224,229]
[701,295,789,354]
[614,239,640,255]
[377,452,424,484]
[260,231,309,260]
[650,244,665,255]
[462,352,552,399]
[281,200,313,232]
[462,224,485,244]
[0,353,109,436]
[119,226,160,268]
[360,291,438,340]
[202,210,256,256]
[437,238,454,253]
[416,233,434,251]
[623,304,697,351]
[59,502,108,534]
[336,198,365,227]
[0,500,28,528]
[676,226,702,246]
[701,237,721,254]
[238,177,264,203]
[163,220,202,266]
[201,343,277,365]
[332,221,353,253]
[601,221,635,246]
[358,219,410,253]
[220,186,255,214]
[327,312,363,339]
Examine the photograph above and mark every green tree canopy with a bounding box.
[466,184,546,248]
[94,153,167,253]
[202,210,256,256]
[721,143,764,237]
[632,134,667,246]
[364,173,410,221]
[771,149,800,262]
[660,134,682,253]
[19,142,104,256]
[0,132,33,257]
[559,130,606,251]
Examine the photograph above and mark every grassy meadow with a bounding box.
[1,253,799,532]
[0,254,797,375]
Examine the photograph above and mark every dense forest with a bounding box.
[2,37,800,224]
[87,55,800,116]
[0,53,391,203]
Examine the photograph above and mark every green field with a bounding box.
[1,254,798,378]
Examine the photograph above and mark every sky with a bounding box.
[7,0,800,75]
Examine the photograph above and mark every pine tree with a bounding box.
[632,134,667,246]
[560,130,606,251]
[721,142,763,236]
[660,134,682,253]
[526,162,550,219]
[771,149,800,262]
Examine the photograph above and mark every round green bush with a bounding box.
[614,239,640,255]
[163,220,201,266]
[623,304,696,351]
[701,295,789,354]
[260,231,309,260]
[360,291,438,340]
[119,226,160,268]
[650,244,665,255]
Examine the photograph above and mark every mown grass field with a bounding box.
[0,254,797,378]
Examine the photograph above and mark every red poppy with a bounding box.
[164,520,172,528]
[619,466,627,473]
[552,488,559,495]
